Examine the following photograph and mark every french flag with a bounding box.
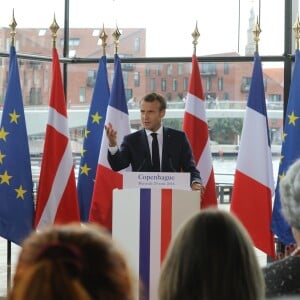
[89,54,131,231]
[230,52,275,258]
[112,188,199,300]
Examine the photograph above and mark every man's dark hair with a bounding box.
[142,92,167,111]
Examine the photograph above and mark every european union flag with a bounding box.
[77,56,110,221]
[0,46,34,245]
[271,49,300,245]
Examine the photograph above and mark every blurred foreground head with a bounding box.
[9,223,136,300]
[158,208,264,300]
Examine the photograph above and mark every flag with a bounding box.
[183,54,217,208]
[34,48,80,229]
[0,46,34,245]
[89,54,131,231]
[271,50,300,246]
[230,52,275,258]
[77,56,110,221]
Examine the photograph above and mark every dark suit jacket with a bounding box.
[107,127,201,186]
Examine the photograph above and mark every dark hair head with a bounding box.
[9,223,136,300]
[158,208,264,300]
[141,92,167,110]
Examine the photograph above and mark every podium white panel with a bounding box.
[112,188,200,300]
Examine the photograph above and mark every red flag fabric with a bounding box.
[230,53,275,258]
[34,48,80,229]
[183,54,217,208]
[89,54,131,231]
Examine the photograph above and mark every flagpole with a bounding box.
[6,10,17,293]
[292,15,300,51]
[100,24,108,56]
[112,25,121,54]
[253,17,261,53]
[192,21,200,56]
[50,13,60,49]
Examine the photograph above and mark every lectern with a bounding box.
[112,172,200,300]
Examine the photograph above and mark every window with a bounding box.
[167,64,173,76]
[268,94,281,102]
[134,72,140,87]
[178,63,183,75]
[134,37,140,52]
[241,77,251,93]
[145,66,151,76]
[218,78,223,91]
[205,77,212,91]
[172,78,177,91]
[161,78,167,91]
[87,69,97,87]
[201,63,216,75]
[123,71,129,86]
[79,87,86,103]
[150,78,156,91]
[183,77,189,91]
[156,65,162,76]
[224,63,229,74]
[60,38,80,47]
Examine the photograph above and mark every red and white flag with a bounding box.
[230,53,275,258]
[34,48,80,229]
[183,54,217,208]
[89,54,131,231]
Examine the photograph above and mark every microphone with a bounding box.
[137,156,147,172]
[168,155,176,172]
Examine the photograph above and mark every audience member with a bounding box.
[263,159,300,298]
[9,223,136,300]
[158,208,264,300]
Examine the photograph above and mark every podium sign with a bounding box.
[123,172,190,190]
[112,187,200,300]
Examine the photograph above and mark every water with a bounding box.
[213,156,280,184]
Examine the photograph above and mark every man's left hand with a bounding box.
[191,182,205,196]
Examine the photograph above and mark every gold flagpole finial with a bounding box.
[100,24,108,56]
[112,25,121,54]
[9,9,17,47]
[253,17,261,53]
[293,15,300,50]
[50,14,60,49]
[192,21,200,55]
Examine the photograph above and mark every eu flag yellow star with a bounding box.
[0,170,12,185]
[0,150,6,164]
[0,127,9,141]
[84,128,90,138]
[15,185,27,199]
[279,172,286,181]
[9,109,21,124]
[288,111,299,126]
[80,163,91,176]
[282,132,288,142]
[91,112,102,124]
[279,155,284,164]
[81,148,87,157]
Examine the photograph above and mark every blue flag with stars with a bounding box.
[0,46,34,245]
[77,56,110,221]
[271,49,300,245]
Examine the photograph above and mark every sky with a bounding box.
[0,0,288,57]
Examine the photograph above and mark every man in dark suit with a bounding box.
[105,92,204,192]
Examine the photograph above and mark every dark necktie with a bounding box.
[151,133,160,171]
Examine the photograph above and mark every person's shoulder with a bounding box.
[125,129,145,140]
[164,127,185,136]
